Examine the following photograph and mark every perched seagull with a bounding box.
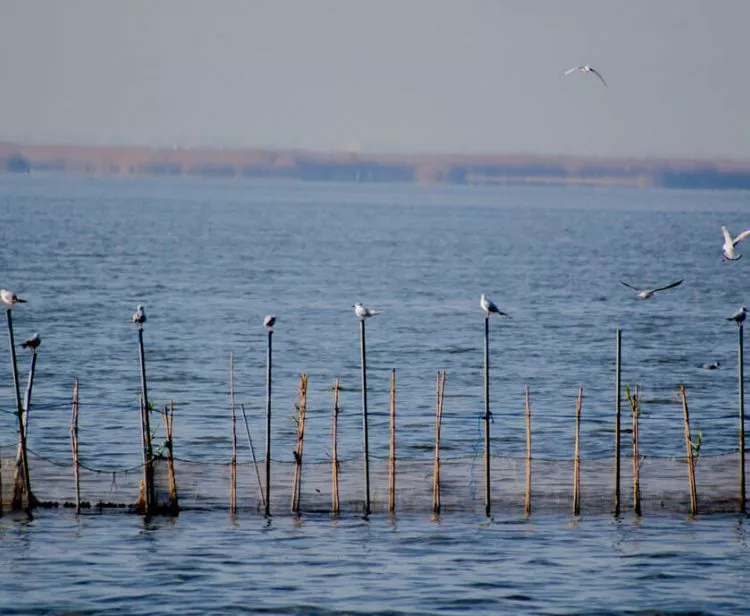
[132,304,146,326]
[21,332,41,350]
[699,361,721,370]
[353,303,381,319]
[563,64,607,87]
[263,314,276,330]
[0,289,26,307]
[727,306,747,324]
[480,294,510,317]
[619,279,683,299]
[721,225,750,261]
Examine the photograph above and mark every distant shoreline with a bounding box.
[2,141,750,190]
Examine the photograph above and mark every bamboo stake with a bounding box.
[137,324,154,514]
[738,322,746,512]
[240,404,264,509]
[680,385,698,515]
[388,369,396,514]
[264,326,273,516]
[291,374,308,513]
[164,401,177,512]
[70,379,80,513]
[614,328,622,517]
[14,342,39,510]
[432,370,446,515]
[332,378,341,515]
[483,315,491,517]
[359,318,371,516]
[627,385,642,516]
[7,309,31,511]
[230,353,237,514]
[573,386,583,516]
[524,386,532,516]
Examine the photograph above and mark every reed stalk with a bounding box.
[573,386,583,516]
[680,385,698,515]
[524,386,532,516]
[332,378,341,515]
[389,369,396,514]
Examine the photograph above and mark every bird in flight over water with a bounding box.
[0,289,26,307]
[480,294,510,317]
[721,225,750,261]
[353,303,381,319]
[563,65,607,86]
[619,279,683,299]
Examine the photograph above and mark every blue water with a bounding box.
[0,174,749,613]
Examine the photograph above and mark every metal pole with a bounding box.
[137,326,154,514]
[360,318,371,516]
[264,328,273,516]
[7,309,32,510]
[739,323,746,512]
[614,328,621,517]
[484,315,491,517]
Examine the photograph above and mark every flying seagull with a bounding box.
[0,289,26,307]
[263,314,276,330]
[563,65,607,87]
[727,306,747,324]
[619,279,683,299]
[21,332,41,350]
[132,304,146,326]
[480,294,510,317]
[721,225,750,261]
[353,303,381,319]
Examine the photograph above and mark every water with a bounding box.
[0,174,749,613]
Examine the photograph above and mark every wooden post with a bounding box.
[388,369,396,514]
[14,344,39,509]
[137,325,154,514]
[627,385,641,516]
[291,374,308,513]
[680,385,698,515]
[70,380,80,513]
[432,370,446,515]
[332,378,341,515]
[6,309,32,511]
[483,315,491,517]
[163,401,178,512]
[359,318,371,516]
[573,386,583,516]
[614,329,622,517]
[230,353,237,514]
[524,386,532,516]
[264,327,273,516]
[739,323,746,512]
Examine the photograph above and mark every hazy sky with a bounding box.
[1,1,748,159]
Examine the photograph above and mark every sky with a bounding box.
[0,0,748,159]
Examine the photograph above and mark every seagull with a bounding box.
[132,304,146,326]
[563,65,607,87]
[263,314,276,330]
[21,332,41,350]
[353,303,381,319]
[727,306,747,324]
[619,279,683,299]
[699,361,721,370]
[721,225,750,261]
[0,289,26,307]
[480,294,510,317]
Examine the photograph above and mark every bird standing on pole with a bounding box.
[0,289,26,307]
[132,304,147,327]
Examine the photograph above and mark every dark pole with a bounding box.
[614,328,621,517]
[739,323,746,512]
[360,318,371,516]
[484,315,491,517]
[264,328,273,516]
[137,326,154,513]
[7,309,32,510]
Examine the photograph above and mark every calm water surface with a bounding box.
[0,175,749,613]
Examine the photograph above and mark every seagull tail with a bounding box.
[16,298,26,303]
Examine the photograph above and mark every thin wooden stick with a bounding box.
[136,324,154,514]
[680,385,698,515]
[332,378,341,514]
[573,386,583,516]
[230,352,237,514]
[164,401,178,512]
[70,379,80,513]
[614,328,622,517]
[432,370,446,515]
[388,368,396,514]
[359,319,371,516]
[524,386,532,516]
[264,327,273,516]
[291,374,308,513]
[240,404,264,509]
[7,309,31,511]
[483,315,491,517]
[738,323,746,512]
[631,386,641,516]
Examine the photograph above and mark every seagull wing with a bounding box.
[590,68,607,86]
[721,225,734,246]
[732,229,750,246]
[619,280,641,292]
[563,66,583,76]
[651,279,683,293]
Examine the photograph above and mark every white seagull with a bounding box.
[21,332,41,350]
[728,306,747,324]
[132,304,146,326]
[721,225,750,261]
[480,294,510,317]
[563,65,607,87]
[699,361,720,370]
[0,289,26,307]
[353,303,381,319]
[619,279,683,299]
[263,314,276,330]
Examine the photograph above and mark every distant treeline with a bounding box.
[2,142,750,190]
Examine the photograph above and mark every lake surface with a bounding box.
[0,175,749,613]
